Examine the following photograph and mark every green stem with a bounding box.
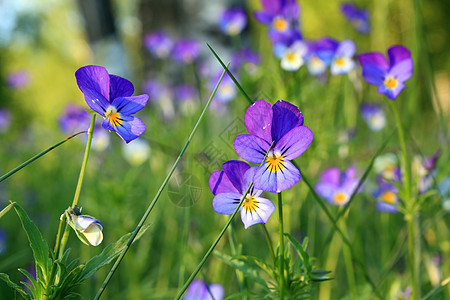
[228,222,247,300]
[0,131,86,183]
[94,66,229,300]
[59,114,96,258]
[278,192,285,299]
[341,213,357,300]
[261,224,276,265]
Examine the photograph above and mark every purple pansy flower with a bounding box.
[315,166,361,206]
[211,71,237,103]
[183,279,224,300]
[234,100,314,193]
[0,108,11,134]
[210,161,276,229]
[330,39,356,75]
[274,40,308,72]
[360,102,386,132]
[373,179,399,213]
[254,0,301,45]
[58,104,91,134]
[341,2,370,34]
[75,65,149,143]
[219,7,247,36]
[143,79,175,120]
[416,150,441,194]
[172,39,201,64]
[359,45,413,100]
[232,47,261,75]
[6,70,31,89]
[144,31,174,59]
[175,84,199,114]
[306,38,338,76]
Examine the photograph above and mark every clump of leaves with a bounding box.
[0,202,150,299]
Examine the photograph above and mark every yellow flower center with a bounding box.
[335,57,346,66]
[286,52,297,62]
[381,191,397,203]
[243,194,258,212]
[273,16,288,32]
[384,76,398,90]
[105,106,122,127]
[333,192,349,205]
[266,152,285,173]
[310,56,323,67]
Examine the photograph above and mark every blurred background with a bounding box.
[0,0,449,299]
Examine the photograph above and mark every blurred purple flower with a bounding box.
[315,166,361,206]
[373,179,399,213]
[359,45,413,100]
[211,71,237,103]
[172,39,201,64]
[232,47,261,75]
[330,39,356,75]
[341,2,370,34]
[59,104,91,134]
[417,150,441,194]
[6,70,31,89]
[219,7,247,36]
[142,79,175,120]
[144,31,174,59]
[0,108,11,134]
[234,100,313,193]
[360,102,386,132]
[210,160,276,229]
[274,40,308,71]
[175,84,199,115]
[306,38,338,76]
[75,65,149,143]
[0,228,6,255]
[183,279,224,300]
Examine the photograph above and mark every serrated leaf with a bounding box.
[78,223,152,281]
[12,202,51,282]
[0,273,31,299]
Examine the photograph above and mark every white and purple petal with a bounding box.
[335,40,356,57]
[377,81,406,100]
[244,100,273,142]
[113,115,146,143]
[212,192,243,215]
[271,100,304,143]
[274,126,313,160]
[254,159,300,193]
[234,134,271,163]
[389,59,413,83]
[240,196,276,229]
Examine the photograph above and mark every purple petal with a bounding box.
[253,11,274,24]
[109,74,134,99]
[274,126,313,160]
[112,95,148,115]
[234,134,271,164]
[336,40,356,57]
[244,100,273,142]
[361,64,386,86]
[377,81,406,100]
[77,87,109,115]
[358,53,389,70]
[389,59,413,82]
[207,284,225,300]
[240,196,275,229]
[75,66,110,100]
[243,167,262,196]
[209,170,239,195]
[376,201,399,213]
[387,45,411,67]
[320,167,340,186]
[212,192,243,215]
[261,0,280,14]
[254,159,301,193]
[223,160,251,194]
[314,182,335,203]
[114,116,146,143]
[271,100,304,143]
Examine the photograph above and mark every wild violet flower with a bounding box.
[234,100,314,193]
[219,7,247,36]
[144,31,174,59]
[373,153,401,182]
[254,0,300,45]
[330,39,356,75]
[360,102,386,132]
[413,150,441,193]
[143,79,175,120]
[75,65,149,143]
[58,104,91,134]
[209,160,275,229]
[373,179,399,213]
[175,84,199,114]
[172,39,201,64]
[6,70,31,89]
[274,40,308,72]
[232,47,261,75]
[0,108,11,134]
[65,206,103,246]
[358,45,413,100]
[315,166,361,206]
[183,279,224,300]
[340,2,370,34]
[211,71,237,103]
[306,38,338,76]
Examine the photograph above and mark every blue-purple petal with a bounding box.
[209,170,239,195]
[109,74,134,99]
[112,95,148,115]
[253,11,273,24]
[234,134,271,164]
[358,53,389,70]
[314,182,335,203]
[271,100,304,143]
[387,45,411,67]
[114,116,146,143]
[223,160,251,194]
[212,192,243,215]
[361,63,386,86]
[274,126,313,160]
[75,65,111,101]
[336,39,356,57]
[244,100,273,142]
[389,59,413,82]
[319,167,340,186]
[377,81,405,100]
[254,159,300,193]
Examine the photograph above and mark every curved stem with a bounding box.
[278,192,285,299]
[261,224,276,266]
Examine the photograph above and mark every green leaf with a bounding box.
[12,202,51,282]
[18,268,38,292]
[79,223,152,281]
[285,233,312,276]
[0,202,14,219]
[0,273,31,299]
